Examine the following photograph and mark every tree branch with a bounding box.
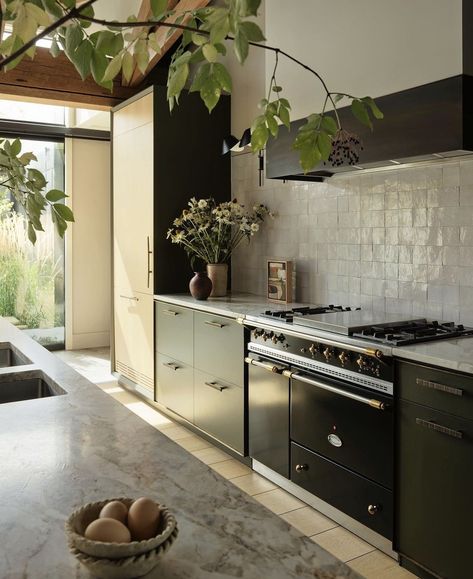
[78,13,203,34]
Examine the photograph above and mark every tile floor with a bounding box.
[55,347,417,579]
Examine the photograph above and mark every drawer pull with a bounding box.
[368,504,380,516]
[415,418,463,439]
[295,463,308,473]
[162,362,180,371]
[415,377,463,397]
[204,320,226,328]
[204,381,228,392]
[163,309,179,316]
[245,357,285,374]
[120,294,139,301]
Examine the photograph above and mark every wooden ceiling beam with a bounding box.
[127,0,211,88]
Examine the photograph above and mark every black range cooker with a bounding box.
[244,305,473,543]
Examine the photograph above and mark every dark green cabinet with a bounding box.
[396,360,473,579]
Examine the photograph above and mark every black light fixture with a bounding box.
[239,127,251,148]
[222,134,239,155]
[222,127,264,186]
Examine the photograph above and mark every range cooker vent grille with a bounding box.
[248,343,393,395]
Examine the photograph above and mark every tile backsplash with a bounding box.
[231,153,473,323]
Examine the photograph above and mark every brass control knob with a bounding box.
[253,328,264,339]
[357,355,368,370]
[263,331,273,342]
[272,333,285,344]
[339,351,350,366]
[300,347,307,353]
[323,347,334,361]
[368,504,380,516]
[309,343,318,356]
[295,464,309,473]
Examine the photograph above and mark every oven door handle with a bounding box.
[245,357,286,374]
[284,369,388,410]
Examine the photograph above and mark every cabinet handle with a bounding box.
[204,320,226,328]
[415,418,463,439]
[368,504,380,516]
[120,294,139,301]
[163,309,179,316]
[295,464,308,473]
[147,236,153,289]
[204,381,228,392]
[415,377,463,397]
[244,357,285,374]
[162,362,180,371]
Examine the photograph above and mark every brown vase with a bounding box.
[189,271,213,300]
[206,263,228,297]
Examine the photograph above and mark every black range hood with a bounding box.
[266,74,473,182]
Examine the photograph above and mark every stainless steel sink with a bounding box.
[0,343,32,368]
[0,373,66,404]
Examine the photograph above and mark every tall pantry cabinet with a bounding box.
[111,85,230,399]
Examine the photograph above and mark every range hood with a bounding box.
[266,74,473,182]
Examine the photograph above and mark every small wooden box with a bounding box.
[267,260,293,303]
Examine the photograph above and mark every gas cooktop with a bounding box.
[257,306,473,346]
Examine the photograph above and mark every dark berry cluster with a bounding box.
[327,129,363,166]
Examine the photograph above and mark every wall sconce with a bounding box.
[222,128,265,187]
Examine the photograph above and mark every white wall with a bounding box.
[65,138,111,349]
[264,0,463,119]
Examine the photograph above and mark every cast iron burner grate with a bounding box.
[353,320,473,346]
[260,305,360,324]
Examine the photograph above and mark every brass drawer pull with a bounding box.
[204,381,228,392]
[415,418,463,439]
[415,378,463,397]
[120,294,139,301]
[163,309,179,316]
[295,464,308,473]
[204,320,226,328]
[368,504,380,515]
[162,362,180,371]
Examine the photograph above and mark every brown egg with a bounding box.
[84,518,131,543]
[99,500,128,524]
[127,497,161,541]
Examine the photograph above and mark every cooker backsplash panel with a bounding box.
[231,153,473,324]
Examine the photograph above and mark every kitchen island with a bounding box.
[0,318,359,579]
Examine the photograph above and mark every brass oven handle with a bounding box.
[163,309,179,316]
[120,294,139,301]
[244,357,285,374]
[162,362,180,371]
[147,236,153,289]
[204,321,226,328]
[415,418,463,439]
[415,378,463,397]
[204,381,228,392]
[284,369,388,410]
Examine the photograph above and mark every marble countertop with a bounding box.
[0,318,359,579]
[394,336,473,374]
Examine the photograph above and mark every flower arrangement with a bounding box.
[167,197,272,265]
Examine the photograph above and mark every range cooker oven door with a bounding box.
[246,355,290,478]
[289,369,393,489]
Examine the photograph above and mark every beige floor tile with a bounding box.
[191,447,232,465]
[253,488,306,515]
[174,434,214,452]
[124,400,166,425]
[230,472,277,496]
[158,424,193,441]
[210,459,252,479]
[348,550,418,579]
[311,526,376,563]
[110,390,140,406]
[282,506,338,537]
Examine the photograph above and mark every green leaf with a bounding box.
[278,105,290,129]
[167,63,189,99]
[321,115,338,135]
[27,223,37,244]
[150,0,168,17]
[50,37,61,57]
[10,138,21,156]
[25,3,50,26]
[351,99,372,129]
[91,49,113,89]
[239,21,265,42]
[102,53,123,82]
[266,113,279,137]
[27,168,46,189]
[202,43,218,63]
[251,123,268,152]
[200,74,221,112]
[209,14,230,44]
[70,40,93,80]
[46,189,67,202]
[18,152,36,165]
[213,62,232,92]
[41,0,63,18]
[65,23,83,55]
[333,93,344,103]
[234,30,249,64]
[299,143,321,173]
[317,131,332,160]
[279,97,291,109]
[190,62,211,92]
[77,4,95,28]
[122,51,134,83]
[134,38,149,74]
[272,85,282,93]
[54,203,75,222]
[240,0,262,16]
[362,96,384,120]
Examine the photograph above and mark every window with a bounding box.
[0,100,65,125]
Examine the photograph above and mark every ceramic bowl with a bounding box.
[65,497,177,559]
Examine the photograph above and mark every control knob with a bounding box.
[272,333,286,344]
[356,355,369,371]
[338,351,350,366]
[252,328,264,339]
[309,343,318,356]
[323,347,334,361]
[263,331,274,342]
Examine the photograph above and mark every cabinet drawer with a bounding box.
[155,302,193,365]
[396,400,473,579]
[291,443,392,539]
[194,370,244,454]
[194,312,244,386]
[397,360,473,420]
[156,353,193,422]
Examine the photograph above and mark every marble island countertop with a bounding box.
[0,318,359,579]
[155,293,473,375]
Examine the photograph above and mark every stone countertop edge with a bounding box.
[0,317,360,579]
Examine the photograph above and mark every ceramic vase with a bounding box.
[206,263,228,297]
[189,271,213,300]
